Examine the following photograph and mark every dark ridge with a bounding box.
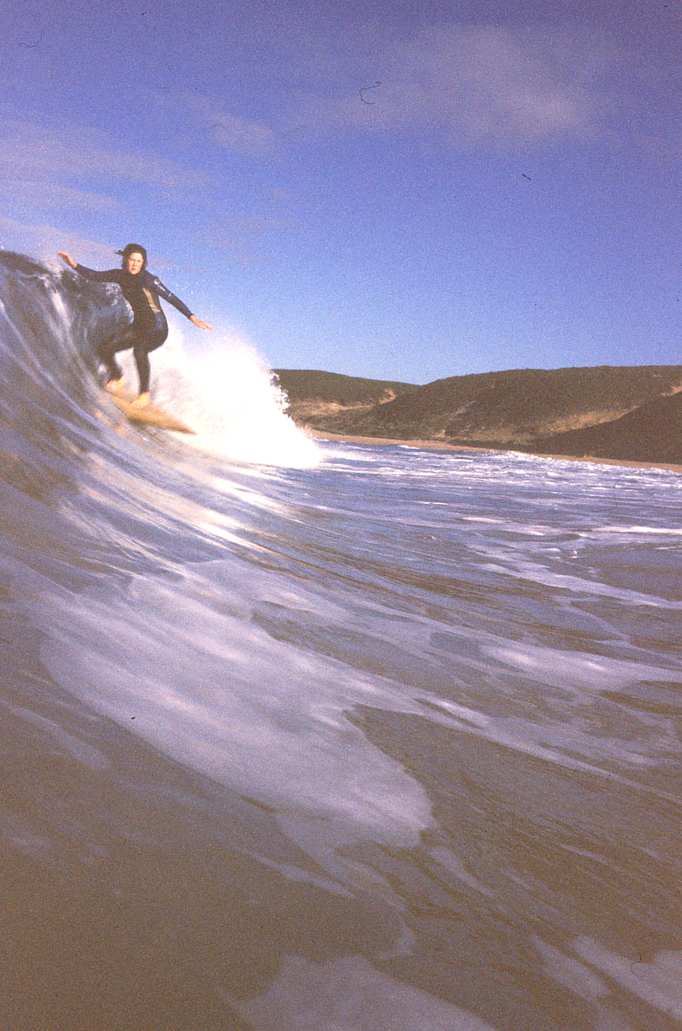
[298,365,682,451]
[527,390,682,463]
[274,369,418,405]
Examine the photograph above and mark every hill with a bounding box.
[529,389,682,463]
[274,369,418,424]
[299,366,682,442]
[276,365,682,465]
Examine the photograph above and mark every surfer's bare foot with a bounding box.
[131,392,151,409]
[104,378,125,395]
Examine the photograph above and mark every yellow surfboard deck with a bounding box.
[109,391,196,434]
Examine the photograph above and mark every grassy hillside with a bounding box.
[301,365,682,446]
[274,369,417,403]
[529,389,682,463]
[274,369,418,423]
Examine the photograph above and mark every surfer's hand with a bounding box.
[57,251,77,269]
[190,315,212,330]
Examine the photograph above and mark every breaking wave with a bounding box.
[2,249,681,1031]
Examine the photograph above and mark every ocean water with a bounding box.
[1,252,681,1031]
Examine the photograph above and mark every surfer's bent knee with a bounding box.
[135,328,167,356]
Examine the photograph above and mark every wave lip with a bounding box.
[0,249,319,470]
[143,331,320,468]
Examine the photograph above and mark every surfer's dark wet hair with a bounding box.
[116,243,148,270]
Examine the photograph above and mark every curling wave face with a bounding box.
[1,250,682,1031]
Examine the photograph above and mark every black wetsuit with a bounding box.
[75,265,194,393]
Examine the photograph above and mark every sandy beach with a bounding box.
[311,429,682,474]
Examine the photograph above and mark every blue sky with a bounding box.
[3,0,682,383]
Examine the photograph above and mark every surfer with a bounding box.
[58,244,212,407]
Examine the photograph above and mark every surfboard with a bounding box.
[108,390,196,434]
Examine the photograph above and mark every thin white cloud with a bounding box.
[283,24,615,146]
[0,118,208,191]
[1,180,122,213]
[208,111,276,157]
[216,214,296,236]
[207,213,297,268]
[0,214,179,272]
[163,93,276,157]
[148,25,610,158]
[0,214,116,266]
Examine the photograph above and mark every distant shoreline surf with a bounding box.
[310,429,682,474]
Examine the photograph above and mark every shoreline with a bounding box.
[310,429,682,474]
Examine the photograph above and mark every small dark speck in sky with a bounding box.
[521,173,532,182]
[360,81,382,105]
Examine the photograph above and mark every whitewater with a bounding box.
[1,251,681,1031]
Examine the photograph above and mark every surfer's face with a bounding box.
[126,252,144,275]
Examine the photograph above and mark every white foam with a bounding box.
[533,937,608,1001]
[592,525,682,536]
[118,323,320,469]
[574,938,682,1020]
[38,565,434,862]
[228,955,497,1030]
[478,554,682,609]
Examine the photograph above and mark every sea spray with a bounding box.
[118,323,320,469]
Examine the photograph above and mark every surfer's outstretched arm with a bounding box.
[58,251,212,328]
[151,276,213,331]
[190,315,212,330]
[58,252,123,283]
